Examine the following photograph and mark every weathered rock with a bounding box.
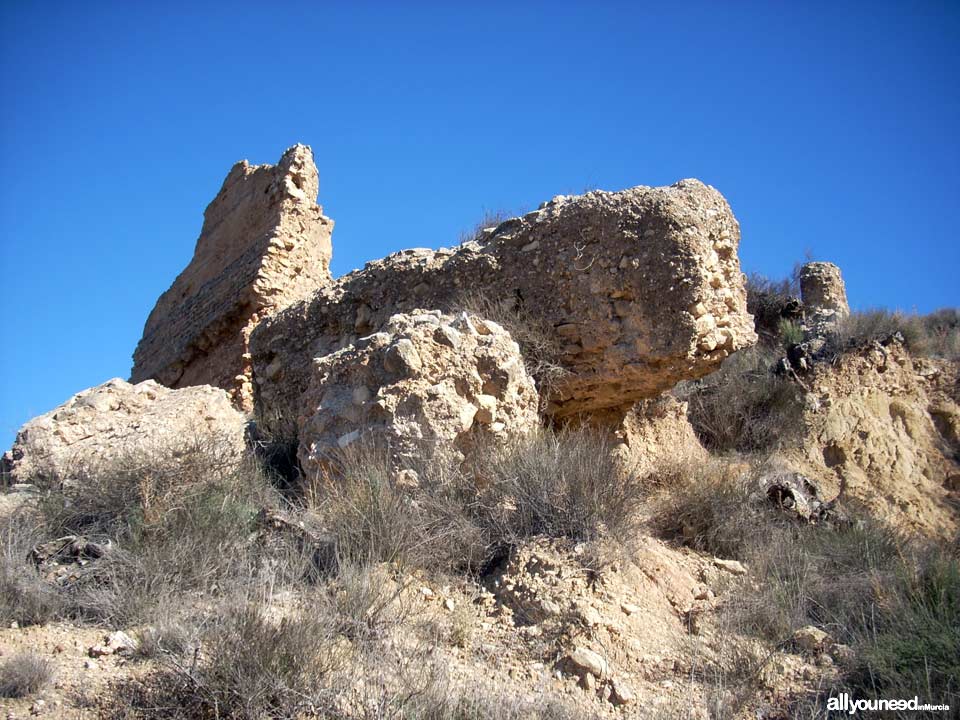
[131,144,334,410]
[594,394,708,476]
[297,310,538,478]
[785,339,960,539]
[2,378,246,484]
[793,625,830,655]
[800,262,849,334]
[567,647,609,679]
[713,558,747,575]
[251,180,756,435]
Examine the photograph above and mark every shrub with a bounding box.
[0,512,64,626]
[847,551,960,710]
[306,441,486,573]
[0,652,53,698]
[13,435,300,626]
[457,209,514,244]
[678,345,804,453]
[826,308,960,360]
[745,272,800,344]
[648,461,761,560]
[471,427,644,549]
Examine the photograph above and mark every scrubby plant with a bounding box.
[0,652,53,698]
[0,512,64,626]
[677,345,804,453]
[826,308,960,360]
[471,427,644,548]
[745,271,801,344]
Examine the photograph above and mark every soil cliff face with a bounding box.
[784,341,960,538]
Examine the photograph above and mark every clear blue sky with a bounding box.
[1,1,958,448]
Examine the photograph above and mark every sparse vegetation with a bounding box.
[454,291,570,401]
[0,651,53,698]
[471,427,645,550]
[826,307,960,360]
[650,460,960,716]
[745,271,801,343]
[677,345,804,453]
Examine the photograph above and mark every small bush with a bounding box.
[0,652,53,698]
[13,435,300,626]
[826,308,960,360]
[472,427,644,548]
[678,346,804,453]
[0,512,64,625]
[847,551,960,709]
[457,209,514,244]
[649,462,761,560]
[307,441,485,573]
[746,272,800,343]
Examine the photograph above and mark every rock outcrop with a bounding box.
[297,310,539,479]
[131,144,334,410]
[800,262,849,334]
[2,379,247,484]
[251,180,757,436]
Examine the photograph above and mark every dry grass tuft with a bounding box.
[0,652,54,698]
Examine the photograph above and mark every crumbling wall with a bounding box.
[131,144,334,410]
[251,180,757,435]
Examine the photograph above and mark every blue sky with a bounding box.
[1,1,958,448]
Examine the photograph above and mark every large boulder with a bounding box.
[251,179,757,436]
[2,379,247,484]
[297,310,539,479]
[131,144,334,410]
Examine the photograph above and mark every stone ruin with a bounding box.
[130,144,334,411]
[7,144,761,480]
[799,261,850,336]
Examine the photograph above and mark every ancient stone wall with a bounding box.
[251,180,757,435]
[131,144,333,410]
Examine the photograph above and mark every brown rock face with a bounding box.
[131,144,334,410]
[2,379,247,484]
[785,340,960,539]
[251,180,756,435]
[297,309,539,479]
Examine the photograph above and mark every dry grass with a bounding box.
[649,456,960,716]
[826,308,960,360]
[0,651,54,698]
[470,427,645,548]
[677,345,804,453]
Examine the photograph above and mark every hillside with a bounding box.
[2,146,957,720]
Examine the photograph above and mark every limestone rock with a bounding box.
[2,378,246,484]
[131,144,334,410]
[800,262,849,334]
[567,647,608,678]
[251,180,757,435]
[793,625,830,655]
[297,310,539,478]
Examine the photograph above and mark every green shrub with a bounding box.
[745,272,800,344]
[847,552,960,710]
